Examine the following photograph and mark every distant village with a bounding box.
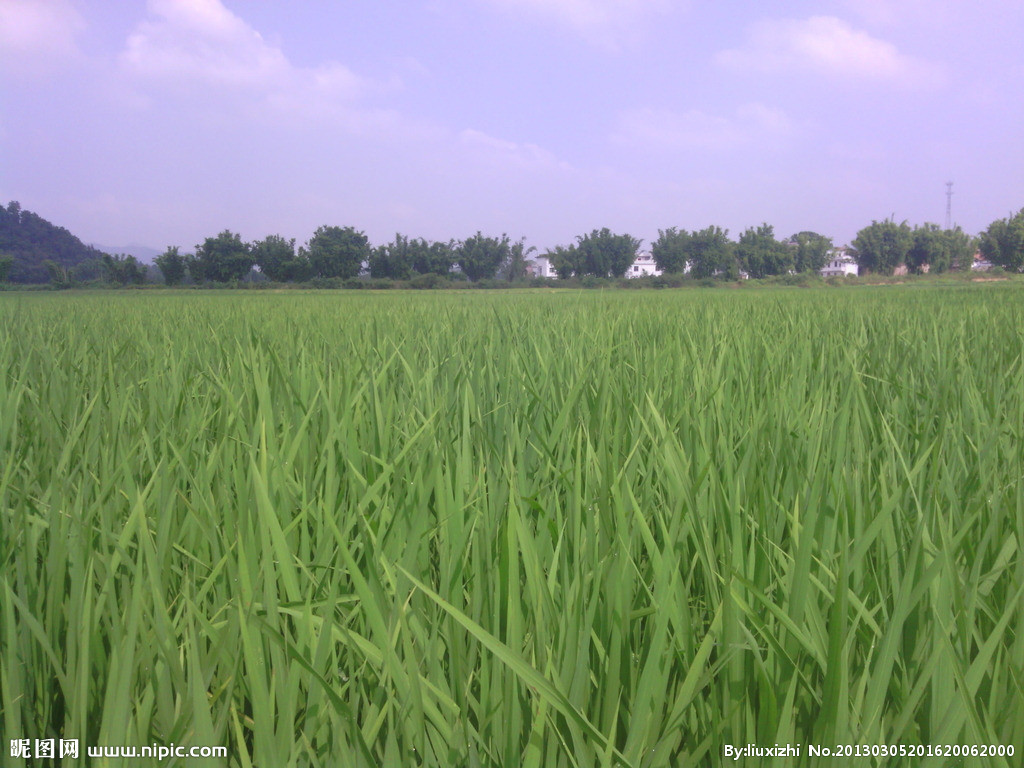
[525,246,996,280]
[2,199,1018,286]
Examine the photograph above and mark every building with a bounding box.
[527,252,665,278]
[971,252,994,271]
[526,255,557,278]
[820,247,858,277]
[626,251,662,277]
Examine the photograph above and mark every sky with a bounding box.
[2,0,1022,255]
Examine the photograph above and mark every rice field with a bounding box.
[2,286,1023,767]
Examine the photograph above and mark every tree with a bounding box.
[946,227,976,271]
[184,253,205,283]
[651,227,690,274]
[193,230,254,282]
[574,228,640,277]
[456,232,511,281]
[410,239,454,276]
[43,260,70,288]
[252,235,308,282]
[979,208,1024,272]
[0,253,15,282]
[155,246,187,285]
[369,233,415,280]
[499,238,535,282]
[546,244,582,279]
[789,231,833,273]
[852,219,912,274]
[71,257,105,283]
[101,253,146,285]
[906,223,972,274]
[1,200,108,283]
[736,224,792,278]
[307,226,369,279]
[687,225,735,279]
[371,234,455,280]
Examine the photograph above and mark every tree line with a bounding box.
[2,199,1023,286]
[149,225,834,284]
[152,228,535,286]
[152,212,1020,287]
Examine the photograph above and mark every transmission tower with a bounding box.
[945,181,953,229]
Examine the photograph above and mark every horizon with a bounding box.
[2,0,1022,255]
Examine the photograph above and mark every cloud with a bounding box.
[715,16,941,86]
[459,128,570,170]
[120,0,375,122]
[0,0,84,75]
[614,103,794,152]
[836,0,958,28]
[480,0,669,45]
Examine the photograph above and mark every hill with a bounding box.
[0,201,109,283]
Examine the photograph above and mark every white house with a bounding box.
[527,252,665,278]
[971,252,994,271]
[821,247,858,277]
[627,251,662,277]
[526,255,557,278]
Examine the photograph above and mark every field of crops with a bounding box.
[2,286,1023,766]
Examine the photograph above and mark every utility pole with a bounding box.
[945,181,954,230]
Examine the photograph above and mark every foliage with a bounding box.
[852,219,912,274]
[307,225,370,280]
[369,234,412,280]
[546,244,582,279]
[0,253,15,282]
[411,239,455,276]
[906,223,973,274]
[101,253,147,285]
[369,233,453,280]
[252,235,308,282]
[687,225,735,279]
[789,231,833,273]
[651,227,690,274]
[408,272,447,289]
[3,289,1023,765]
[0,200,108,283]
[979,208,1024,272]
[155,246,187,286]
[42,259,71,288]
[575,228,640,277]
[70,257,106,283]
[498,237,535,282]
[736,223,792,278]
[193,230,254,283]
[456,232,511,281]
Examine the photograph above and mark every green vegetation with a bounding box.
[155,246,187,287]
[0,253,13,283]
[2,287,1022,766]
[0,201,108,284]
[979,208,1024,272]
[9,198,1024,288]
[548,228,643,279]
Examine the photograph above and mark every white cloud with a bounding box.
[837,0,957,28]
[120,0,373,119]
[716,16,941,86]
[0,0,84,75]
[614,103,794,152]
[459,128,570,171]
[480,0,670,45]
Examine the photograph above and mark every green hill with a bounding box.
[0,201,108,283]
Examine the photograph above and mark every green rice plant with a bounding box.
[1,286,1022,766]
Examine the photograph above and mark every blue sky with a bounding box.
[2,0,1022,254]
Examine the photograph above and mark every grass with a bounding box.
[2,286,1023,766]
